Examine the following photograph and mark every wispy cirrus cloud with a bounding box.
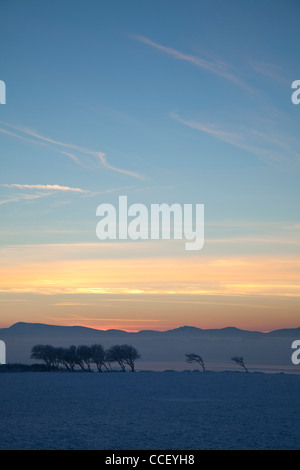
[170,112,300,169]
[0,192,50,206]
[170,112,237,141]
[249,60,290,86]
[0,121,144,180]
[131,34,250,91]
[0,183,90,206]
[0,183,139,206]
[3,183,88,193]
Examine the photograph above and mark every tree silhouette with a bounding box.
[30,343,140,372]
[106,344,140,371]
[76,345,92,371]
[30,344,56,371]
[185,353,206,372]
[90,344,110,372]
[62,345,77,371]
[121,344,140,372]
[106,345,126,371]
[231,356,249,373]
[54,347,70,370]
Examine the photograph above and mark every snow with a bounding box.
[0,371,299,450]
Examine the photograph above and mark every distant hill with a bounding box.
[1,322,300,370]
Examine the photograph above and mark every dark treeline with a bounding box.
[30,343,140,372]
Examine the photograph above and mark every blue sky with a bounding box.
[0,0,299,330]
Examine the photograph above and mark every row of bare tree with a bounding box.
[31,343,140,372]
[31,344,248,373]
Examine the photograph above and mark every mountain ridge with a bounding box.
[3,321,300,335]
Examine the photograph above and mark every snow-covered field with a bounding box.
[0,371,299,450]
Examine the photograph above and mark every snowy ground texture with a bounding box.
[0,371,299,450]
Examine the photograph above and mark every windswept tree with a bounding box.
[30,344,56,371]
[61,345,77,371]
[76,345,92,371]
[121,344,140,372]
[185,353,206,372]
[54,346,70,370]
[231,356,249,373]
[30,342,141,372]
[90,344,110,372]
[106,345,127,371]
[106,344,140,372]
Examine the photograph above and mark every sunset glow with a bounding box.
[0,244,299,331]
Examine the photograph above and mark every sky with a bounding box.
[0,0,299,332]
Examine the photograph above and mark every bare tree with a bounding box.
[76,345,92,371]
[90,344,110,372]
[231,356,249,373]
[121,345,140,372]
[54,346,70,370]
[30,345,56,371]
[185,353,206,372]
[106,344,140,372]
[106,345,126,371]
[61,345,77,371]
[30,342,141,373]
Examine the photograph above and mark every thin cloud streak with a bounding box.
[0,193,50,206]
[0,182,138,206]
[170,112,236,140]
[132,34,250,91]
[0,183,92,206]
[249,60,291,86]
[3,184,88,193]
[170,112,300,169]
[0,121,144,180]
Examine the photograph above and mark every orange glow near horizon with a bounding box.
[0,252,299,332]
[0,255,299,295]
